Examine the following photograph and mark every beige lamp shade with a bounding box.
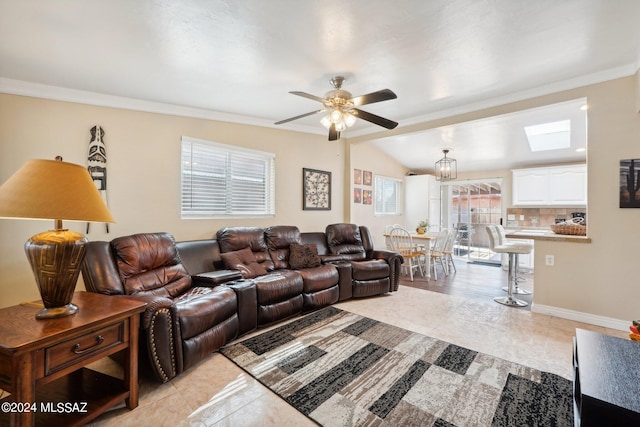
[0,159,114,223]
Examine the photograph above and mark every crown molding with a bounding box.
[1,63,636,141]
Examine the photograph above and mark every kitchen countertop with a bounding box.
[505,228,591,243]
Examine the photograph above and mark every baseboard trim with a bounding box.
[532,303,629,332]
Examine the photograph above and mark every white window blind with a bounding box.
[374,175,401,215]
[181,136,275,218]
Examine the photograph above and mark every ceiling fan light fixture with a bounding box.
[320,114,332,129]
[435,149,457,181]
[334,121,347,132]
[330,109,343,123]
[344,112,357,127]
[276,76,398,140]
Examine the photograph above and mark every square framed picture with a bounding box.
[303,168,331,210]
[363,170,373,186]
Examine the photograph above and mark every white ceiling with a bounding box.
[1,0,639,173]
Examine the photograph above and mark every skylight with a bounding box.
[524,120,571,152]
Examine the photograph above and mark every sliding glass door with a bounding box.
[443,179,503,264]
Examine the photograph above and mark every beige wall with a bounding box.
[2,75,640,326]
[0,94,350,307]
[348,141,409,248]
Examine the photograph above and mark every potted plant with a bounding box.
[416,220,429,234]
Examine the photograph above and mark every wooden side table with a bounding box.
[574,328,640,426]
[0,291,146,427]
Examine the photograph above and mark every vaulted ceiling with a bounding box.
[1,0,639,172]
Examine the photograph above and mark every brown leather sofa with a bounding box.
[216,225,340,326]
[81,223,402,383]
[81,233,240,383]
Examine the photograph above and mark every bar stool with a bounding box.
[486,225,529,307]
[495,224,532,295]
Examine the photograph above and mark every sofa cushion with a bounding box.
[174,286,238,340]
[298,263,338,293]
[289,243,322,269]
[351,259,389,281]
[265,225,302,269]
[220,247,268,279]
[111,232,192,297]
[254,271,304,305]
[217,227,274,270]
[325,223,367,260]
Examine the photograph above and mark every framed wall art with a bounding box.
[354,188,362,203]
[303,168,331,210]
[363,170,373,186]
[354,168,362,185]
[363,189,373,205]
[620,159,640,208]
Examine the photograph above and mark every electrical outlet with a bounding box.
[545,255,555,266]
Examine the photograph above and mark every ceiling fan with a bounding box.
[275,76,398,141]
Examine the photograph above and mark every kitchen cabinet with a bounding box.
[404,174,441,230]
[512,164,586,206]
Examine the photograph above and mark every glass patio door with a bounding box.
[445,179,503,264]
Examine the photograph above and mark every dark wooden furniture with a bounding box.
[573,328,640,426]
[0,291,146,427]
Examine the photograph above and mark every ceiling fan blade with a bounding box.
[328,123,340,141]
[274,109,324,125]
[290,91,326,103]
[350,89,397,107]
[353,108,398,129]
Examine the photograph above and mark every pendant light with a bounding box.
[435,149,457,181]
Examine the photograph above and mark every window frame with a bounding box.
[180,136,275,219]
[374,174,402,216]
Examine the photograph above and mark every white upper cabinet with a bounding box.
[512,169,549,205]
[512,164,587,206]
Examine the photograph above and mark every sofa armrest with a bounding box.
[224,279,257,335]
[367,249,404,292]
[320,254,350,263]
[192,270,243,287]
[117,294,182,383]
[328,261,353,301]
[368,249,402,263]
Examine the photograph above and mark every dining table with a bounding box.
[384,231,437,280]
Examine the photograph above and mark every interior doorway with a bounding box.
[442,179,503,265]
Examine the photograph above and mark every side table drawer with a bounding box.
[44,321,126,376]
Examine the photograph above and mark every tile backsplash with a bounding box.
[506,208,586,228]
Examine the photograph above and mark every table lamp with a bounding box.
[0,157,115,319]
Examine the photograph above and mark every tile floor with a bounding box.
[86,275,626,426]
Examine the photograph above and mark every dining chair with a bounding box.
[384,224,402,250]
[389,227,425,281]
[429,228,449,280]
[442,228,458,274]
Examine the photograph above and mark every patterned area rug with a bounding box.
[221,307,573,427]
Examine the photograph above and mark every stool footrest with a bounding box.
[494,295,528,307]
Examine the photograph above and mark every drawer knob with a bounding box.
[72,335,104,354]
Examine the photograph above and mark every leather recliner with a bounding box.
[323,223,402,298]
[216,226,305,326]
[264,225,339,310]
[81,232,239,383]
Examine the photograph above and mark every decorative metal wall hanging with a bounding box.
[303,168,331,210]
